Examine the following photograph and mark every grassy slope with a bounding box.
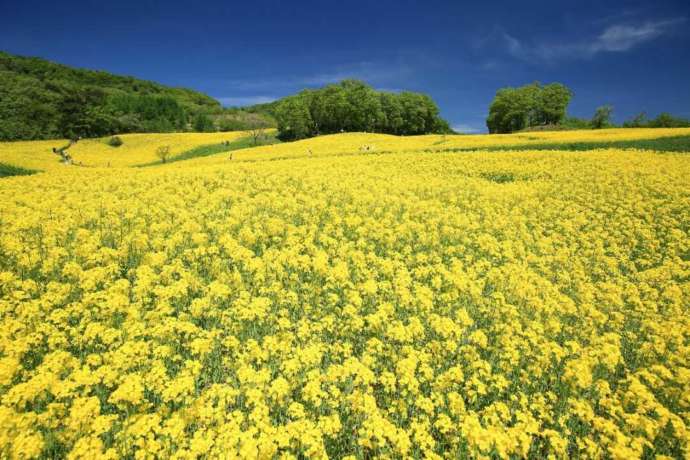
[0,163,37,178]
[436,134,690,153]
[138,133,280,167]
[0,132,254,171]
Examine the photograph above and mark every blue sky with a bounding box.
[2,0,689,133]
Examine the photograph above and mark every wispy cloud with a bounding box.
[216,96,277,107]
[301,62,409,86]
[213,61,413,107]
[595,20,682,51]
[502,17,685,62]
[375,87,403,93]
[218,61,411,92]
[452,123,482,134]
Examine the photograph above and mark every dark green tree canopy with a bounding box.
[591,105,613,129]
[274,96,314,141]
[486,82,572,133]
[0,51,224,140]
[623,111,690,128]
[271,80,451,141]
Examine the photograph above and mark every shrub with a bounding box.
[648,113,690,128]
[156,145,171,163]
[561,116,591,129]
[108,136,124,147]
[591,105,613,129]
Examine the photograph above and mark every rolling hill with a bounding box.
[0,51,274,141]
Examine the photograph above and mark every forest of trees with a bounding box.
[1,53,447,142]
[486,81,690,133]
[486,82,572,133]
[262,80,452,141]
[0,51,274,140]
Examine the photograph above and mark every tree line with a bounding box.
[5,51,685,141]
[1,52,449,143]
[486,81,690,133]
[266,80,452,141]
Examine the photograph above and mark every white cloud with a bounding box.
[595,20,681,52]
[216,61,411,92]
[503,17,685,61]
[213,62,414,107]
[375,87,403,93]
[216,96,277,107]
[300,62,410,86]
[452,123,482,134]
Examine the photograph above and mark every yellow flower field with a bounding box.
[188,127,690,165]
[0,130,689,459]
[0,131,252,171]
[3,127,690,171]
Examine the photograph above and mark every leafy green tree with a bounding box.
[487,87,531,133]
[274,96,314,140]
[380,92,404,134]
[648,112,690,128]
[487,82,572,133]
[0,73,60,140]
[591,105,613,129]
[397,92,446,135]
[192,113,214,132]
[397,92,426,134]
[341,79,384,132]
[246,116,272,145]
[58,88,120,138]
[536,83,572,125]
[311,85,349,133]
[623,112,648,128]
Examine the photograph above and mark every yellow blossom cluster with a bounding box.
[0,131,689,459]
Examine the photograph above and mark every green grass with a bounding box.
[138,134,281,167]
[439,134,690,153]
[0,163,38,178]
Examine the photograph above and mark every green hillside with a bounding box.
[0,51,273,140]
